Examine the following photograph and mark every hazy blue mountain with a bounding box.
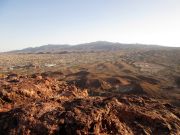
[7,41,170,53]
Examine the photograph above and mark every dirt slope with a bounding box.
[0,74,180,135]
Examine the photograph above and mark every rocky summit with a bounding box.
[0,74,179,135]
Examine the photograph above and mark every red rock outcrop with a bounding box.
[0,74,179,135]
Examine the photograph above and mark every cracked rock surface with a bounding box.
[0,74,179,135]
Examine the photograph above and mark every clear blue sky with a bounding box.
[0,0,180,51]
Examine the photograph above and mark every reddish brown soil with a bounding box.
[0,74,180,135]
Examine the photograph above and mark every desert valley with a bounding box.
[0,41,180,134]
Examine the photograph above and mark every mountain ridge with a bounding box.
[6,41,176,53]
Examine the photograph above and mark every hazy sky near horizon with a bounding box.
[0,0,180,51]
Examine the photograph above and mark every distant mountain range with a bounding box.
[7,41,173,53]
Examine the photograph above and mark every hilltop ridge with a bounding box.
[7,41,169,53]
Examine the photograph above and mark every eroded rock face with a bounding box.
[0,74,179,135]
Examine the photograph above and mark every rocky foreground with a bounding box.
[0,74,180,135]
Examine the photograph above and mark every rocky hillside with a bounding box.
[7,41,165,53]
[0,73,179,135]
